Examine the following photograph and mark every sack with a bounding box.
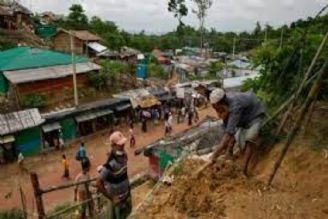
[75,150,81,161]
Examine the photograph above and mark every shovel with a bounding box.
[192,160,213,179]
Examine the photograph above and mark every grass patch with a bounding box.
[0,208,24,219]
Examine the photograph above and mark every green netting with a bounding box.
[0,47,88,71]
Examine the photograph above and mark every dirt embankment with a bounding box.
[133,141,328,219]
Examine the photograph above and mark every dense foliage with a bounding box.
[48,4,325,54]
[21,94,46,108]
[89,61,130,90]
[242,13,328,111]
[147,63,166,79]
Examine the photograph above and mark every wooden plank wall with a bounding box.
[53,32,84,55]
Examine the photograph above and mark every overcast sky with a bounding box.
[20,0,327,33]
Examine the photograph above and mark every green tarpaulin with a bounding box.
[0,47,88,72]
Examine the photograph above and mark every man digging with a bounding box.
[208,88,265,176]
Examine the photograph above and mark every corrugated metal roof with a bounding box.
[42,122,61,133]
[0,108,44,135]
[75,113,97,123]
[223,74,258,89]
[95,109,113,117]
[115,104,132,112]
[0,47,88,71]
[87,42,107,53]
[3,62,101,84]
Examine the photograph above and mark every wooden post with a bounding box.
[85,182,94,218]
[267,58,328,186]
[30,172,45,219]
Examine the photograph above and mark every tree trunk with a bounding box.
[267,58,328,186]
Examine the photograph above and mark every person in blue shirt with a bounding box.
[76,142,89,170]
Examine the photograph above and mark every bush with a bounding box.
[21,94,46,108]
[89,72,108,90]
[0,208,24,219]
[147,63,166,79]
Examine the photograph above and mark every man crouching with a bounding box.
[209,88,265,176]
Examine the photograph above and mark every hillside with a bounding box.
[131,106,328,219]
[0,28,47,49]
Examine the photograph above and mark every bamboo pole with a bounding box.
[262,68,321,127]
[302,88,320,136]
[41,177,97,194]
[274,31,328,137]
[267,58,328,186]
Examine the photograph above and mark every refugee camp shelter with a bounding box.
[42,97,131,140]
[0,47,100,105]
[52,29,101,56]
[0,0,32,30]
[0,108,44,160]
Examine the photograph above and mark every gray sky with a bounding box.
[21,0,327,33]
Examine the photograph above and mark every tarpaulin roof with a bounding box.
[0,47,87,71]
[3,62,100,84]
[114,88,161,109]
[223,74,258,89]
[0,108,45,135]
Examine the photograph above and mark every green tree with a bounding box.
[168,0,188,26]
[66,4,89,30]
[253,21,262,36]
[192,0,213,51]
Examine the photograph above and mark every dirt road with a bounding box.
[0,107,216,214]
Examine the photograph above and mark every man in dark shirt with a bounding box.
[97,131,131,219]
[209,88,265,176]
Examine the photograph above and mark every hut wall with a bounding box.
[53,32,84,55]
[17,74,89,96]
[15,127,42,157]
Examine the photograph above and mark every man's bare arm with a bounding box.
[211,133,234,162]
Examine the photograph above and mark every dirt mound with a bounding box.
[134,159,265,219]
[133,140,328,219]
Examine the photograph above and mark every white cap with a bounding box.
[209,88,225,104]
